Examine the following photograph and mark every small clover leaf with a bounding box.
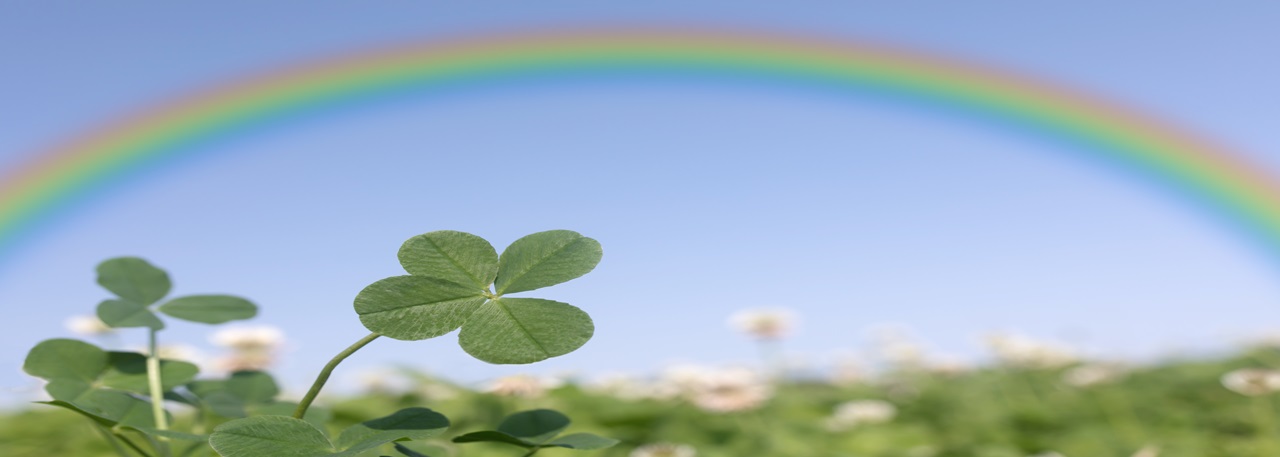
[96,257,171,306]
[458,298,593,364]
[23,339,199,402]
[494,230,602,295]
[158,294,257,324]
[452,409,617,452]
[39,390,170,429]
[209,407,449,457]
[97,299,165,330]
[398,230,499,289]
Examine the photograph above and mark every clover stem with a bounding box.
[91,423,132,457]
[293,332,381,419]
[145,328,172,457]
[518,448,540,457]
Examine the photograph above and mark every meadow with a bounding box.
[9,232,1280,457]
[6,315,1280,457]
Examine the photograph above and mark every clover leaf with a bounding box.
[208,407,449,457]
[452,409,618,452]
[94,257,258,328]
[23,339,198,402]
[354,230,601,364]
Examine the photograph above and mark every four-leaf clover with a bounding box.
[354,230,602,364]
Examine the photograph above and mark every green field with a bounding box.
[6,345,1280,457]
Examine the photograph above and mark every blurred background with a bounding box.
[3,2,1280,456]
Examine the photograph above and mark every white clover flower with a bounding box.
[1131,445,1159,457]
[483,374,562,398]
[728,308,796,340]
[630,442,696,457]
[684,367,773,413]
[354,369,412,394]
[828,355,866,386]
[587,373,666,401]
[211,325,284,351]
[825,399,897,431]
[1062,363,1127,388]
[1221,368,1280,396]
[65,315,113,337]
[984,333,1077,369]
[210,325,285,372]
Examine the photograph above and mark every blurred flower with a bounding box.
[1062,363,1127,388]
[684,367,773,413]
[1221,368,1280,396]
[587,373,667,401]
[630,443,696,457]
[65,315,113,337]
[984,333,1076,369]
[825,399,897,431]
[355,369,412,394]
[1131,445,1159,457]
[869,326,933,370]
[483,374,562,398]
[828,354,867,386]
[210,325,284,372]
[728,308,796,340]
[926,357,972,377]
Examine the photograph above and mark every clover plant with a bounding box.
[21,230,616,457]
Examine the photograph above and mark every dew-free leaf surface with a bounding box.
[210,408,448,457]
[159,295,257,324]
[494,230,602,295]
[97,299,165,329]
[96,257,171,306]
[355,276,487,340]
[398,230,498,289]
[459,298,593,364]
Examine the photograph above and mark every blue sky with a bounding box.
[2,2,1280,405]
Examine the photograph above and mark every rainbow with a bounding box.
[3,28,1280,264]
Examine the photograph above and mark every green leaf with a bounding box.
[210,409,447,457]
[209,416,336,457]
[100,352,199,394]
[97,257,171,306]
[355,275,487,340]
[224,370,280,404]
[393,442,434,457]
[250,402,331,432]
[335,407,450,455]
[497,409,571,444]
[23,339,109,401]
[544,433,619,450]
[398,231,498,289]
[97,299,165,329]
[494,230,602,295]
[23,339,108,385]
[75,390,166,429]
[158,295,257,324]
[121,426,209,442]
[450,430,532,448]
[459,298,593,364]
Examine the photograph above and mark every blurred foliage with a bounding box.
[8,347,1280,457]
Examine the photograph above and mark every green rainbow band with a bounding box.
[4,29,1279,263]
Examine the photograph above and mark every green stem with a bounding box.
[116,432,154,457]
[146,328,172,457]
[1254,396,1277,457]
[519,448,540,457]
[92,423,134,457]
[293,332,381,419]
